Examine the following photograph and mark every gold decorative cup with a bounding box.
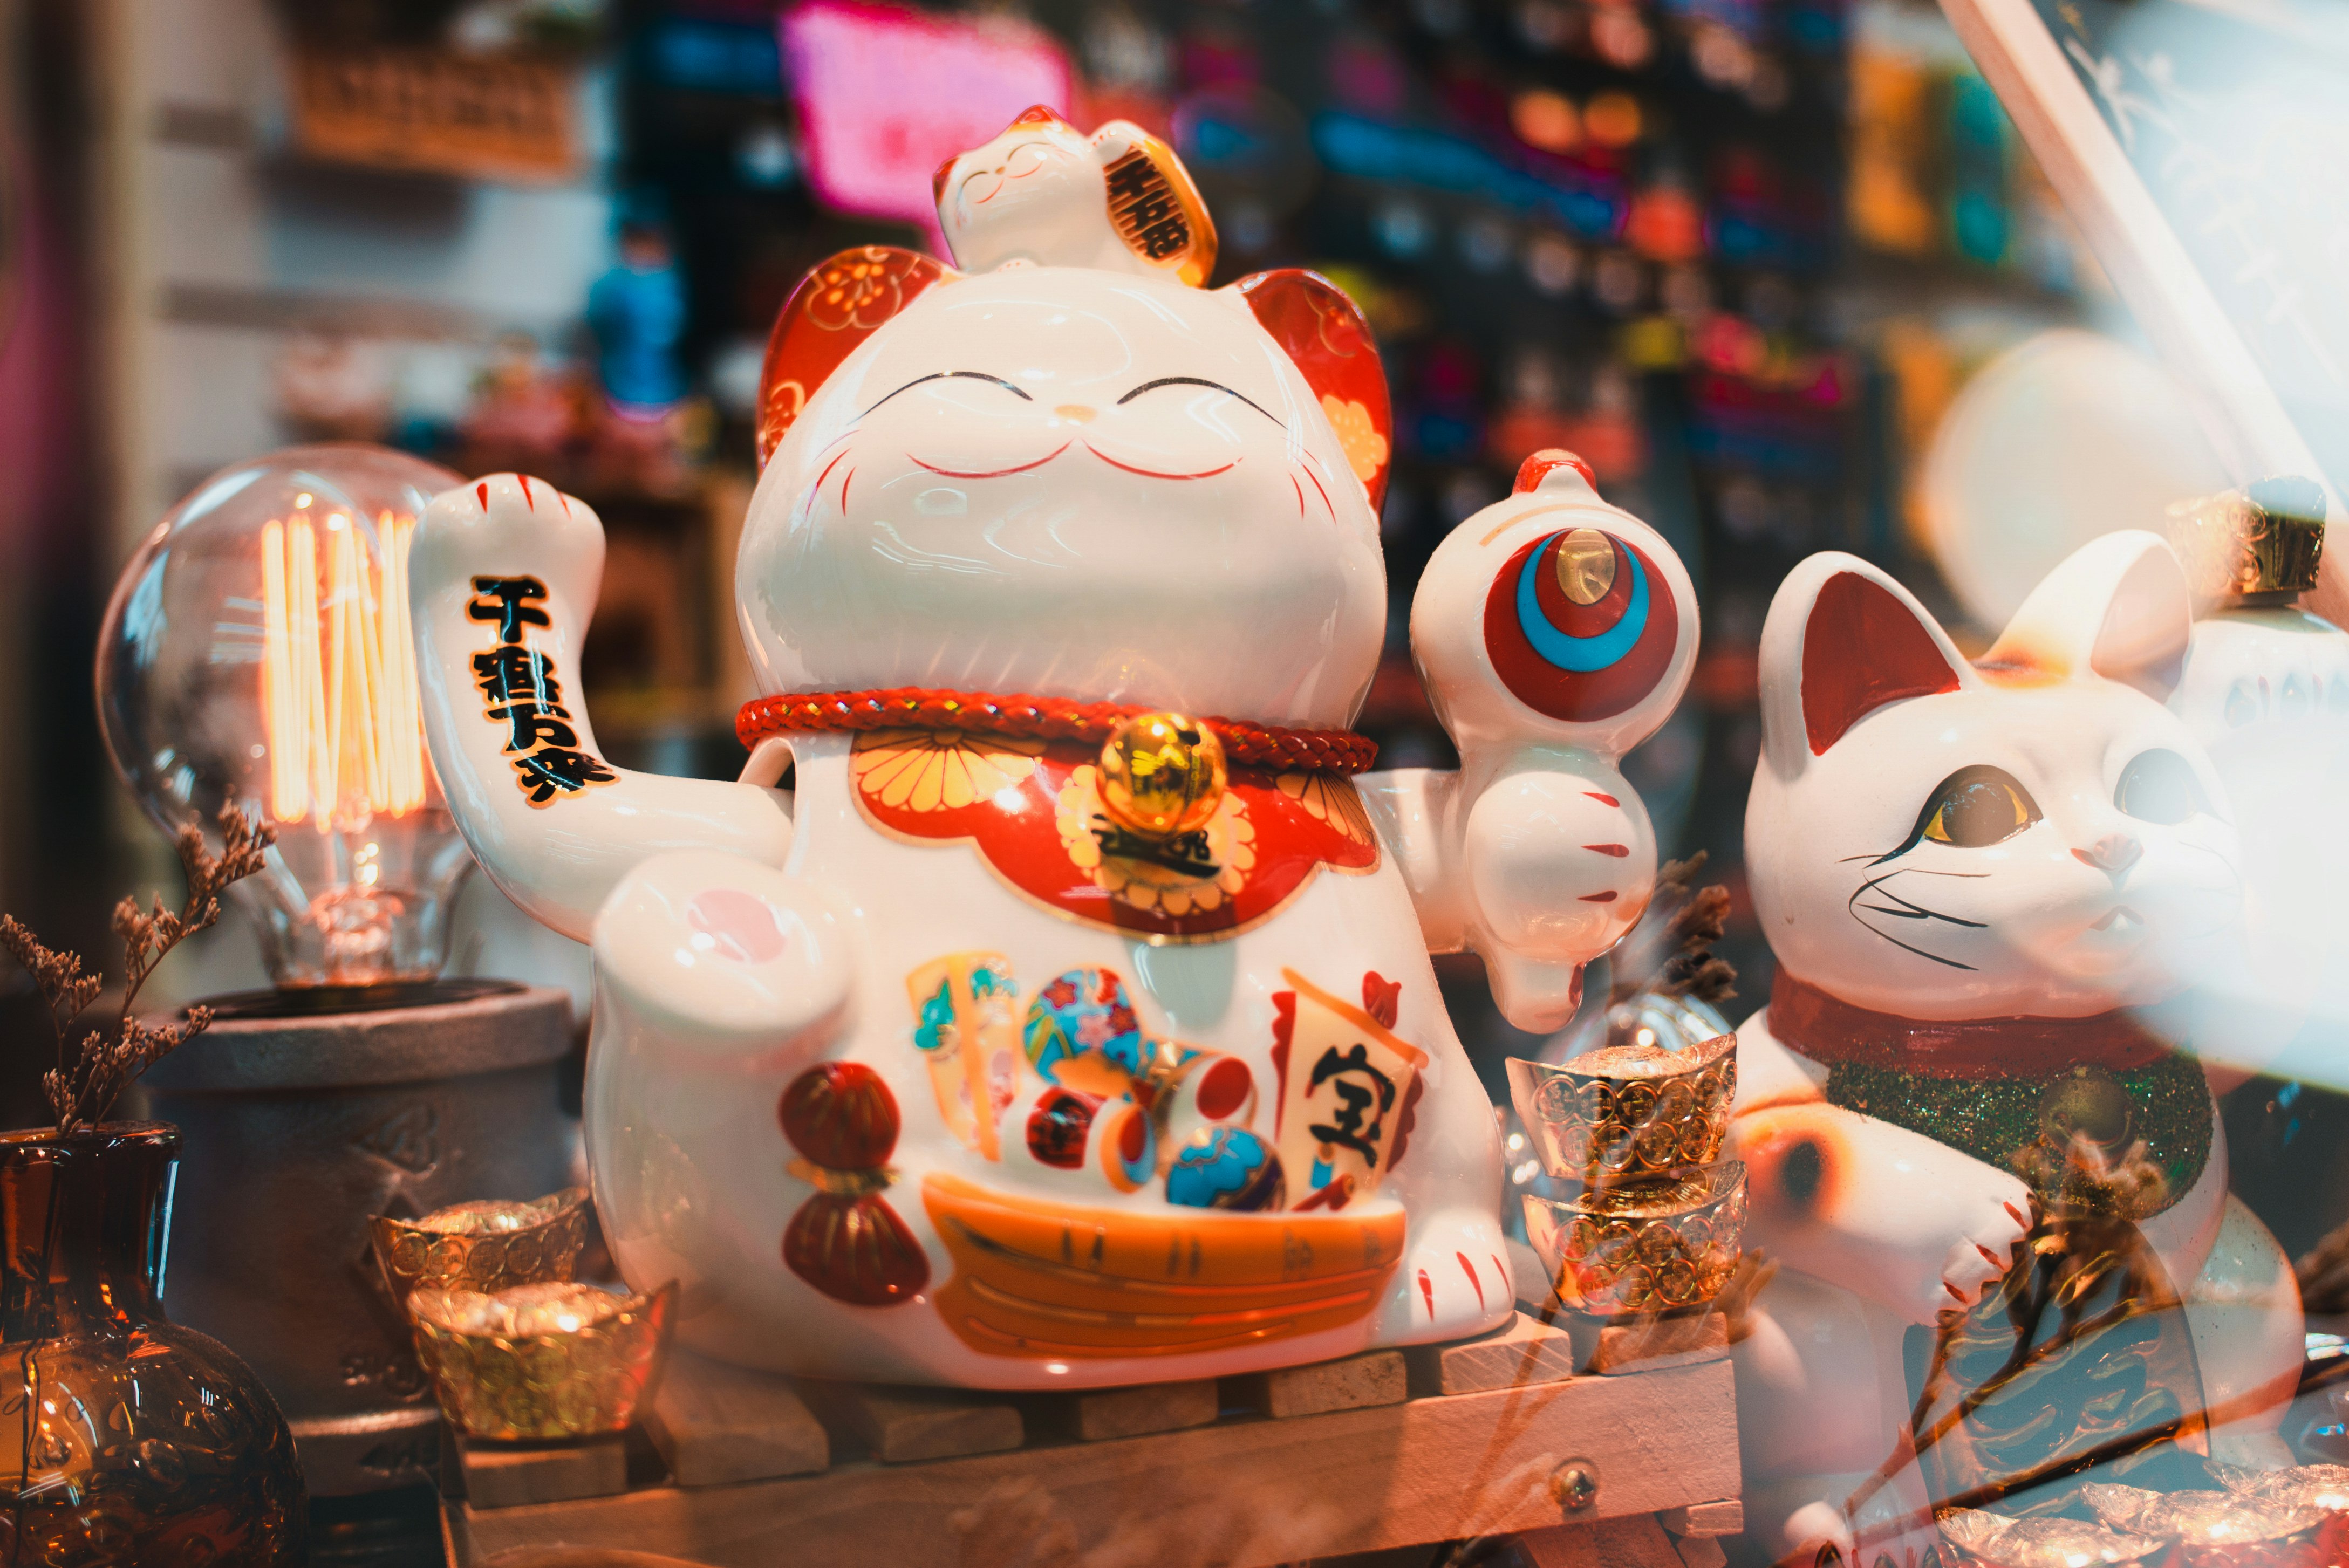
[1506,1034,1736,1188]
[372,1187,592,1304]
[409,1279,676,1441]
[1522,1162,1747,1316]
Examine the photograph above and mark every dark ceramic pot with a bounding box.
[0,1121,306,1565]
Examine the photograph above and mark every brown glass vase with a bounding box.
[0,1122,306,1565]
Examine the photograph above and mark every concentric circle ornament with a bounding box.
[1483,528,1678,721]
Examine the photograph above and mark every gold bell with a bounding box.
[1098,712,1227,839]
[2167,476,2327,600]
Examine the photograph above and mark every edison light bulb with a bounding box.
[97,444,474,988]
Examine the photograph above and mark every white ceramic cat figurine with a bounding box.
[1727,533,2303,1560]
[402,111,1696,1388]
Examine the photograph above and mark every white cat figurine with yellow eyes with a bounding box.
[402,111,1699,1389]
[1727,533,2302,1560]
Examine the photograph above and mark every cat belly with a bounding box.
[584,751,1508,1387]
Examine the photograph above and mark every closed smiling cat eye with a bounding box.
[1914,765,2041,850]
[2114,748,2209,825]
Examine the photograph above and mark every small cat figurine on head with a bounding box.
[1727,533,2303,1560]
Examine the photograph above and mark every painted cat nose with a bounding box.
[1054,404,1096,423]
[2072,835,2142,875]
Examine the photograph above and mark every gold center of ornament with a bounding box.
[1554,529,1617,606]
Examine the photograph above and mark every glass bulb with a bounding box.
[97,444,474,988]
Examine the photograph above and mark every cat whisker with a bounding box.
[1836,861,1990,878]
[1853,871,1989,927]
[1846,871,1984,969]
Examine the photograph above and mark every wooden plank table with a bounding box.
[440,1311,1740,1568]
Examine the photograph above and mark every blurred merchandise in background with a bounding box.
[39,0,2141,1055]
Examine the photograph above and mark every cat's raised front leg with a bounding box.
[409,473,794,940]
[1730,1012,2032,1325]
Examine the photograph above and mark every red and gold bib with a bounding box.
[846,728,1379,942]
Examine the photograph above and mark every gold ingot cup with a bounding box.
[1097,711,1227,839]
[372,1187,592,1307]
[1522,1162,1746,1317]
[1506,1034,1736,1188]
[409,1279,677,1441]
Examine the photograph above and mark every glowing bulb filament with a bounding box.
[258,512,428,825]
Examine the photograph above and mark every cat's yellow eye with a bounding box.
[1918,767,2041,848]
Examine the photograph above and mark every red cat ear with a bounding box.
[1759,556,1968,765]
[758,247,955,469]
[1232,269,1392,513]
[1800,572,1965,755]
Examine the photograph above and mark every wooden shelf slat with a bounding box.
[638,1351,829,1488]
[447,1357,1738,1568]
[1229,1347,1409,1420]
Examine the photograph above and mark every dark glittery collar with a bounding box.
[1770,972,2179,1080]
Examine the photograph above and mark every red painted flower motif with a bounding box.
[851,737,1378,944]
[756,245,952,467]
[803,247,929,331]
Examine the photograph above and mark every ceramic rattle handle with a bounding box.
[1394,454,1698,1031]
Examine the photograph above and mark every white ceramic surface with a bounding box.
[2172,604,2349,1079]
[739,264,1382,723]
[1365,457,1700,1033]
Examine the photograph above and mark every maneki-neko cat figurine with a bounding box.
[1726,534,2303,1557]
[404,109,1698,1387]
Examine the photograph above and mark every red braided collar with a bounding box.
[736,688,1380,775]
[1768,971,2177,1079]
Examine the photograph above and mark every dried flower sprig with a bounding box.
[1653,879,1736,1005]
[0,805,274,1136]
[1600,850,1738,1017]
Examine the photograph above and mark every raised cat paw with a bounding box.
[1737,1097,2034,1326]
[1933,1186,2032,1319]
[1461,762,1655,1031]
[414,471,605,610]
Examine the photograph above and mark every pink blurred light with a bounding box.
[781,0,1073,238]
